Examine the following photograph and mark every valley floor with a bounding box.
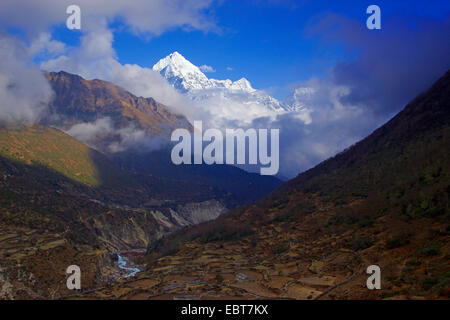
[65,207,450,300]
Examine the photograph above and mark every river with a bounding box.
[116,252,141,279]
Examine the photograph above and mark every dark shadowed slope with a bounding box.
[112,149,282,203]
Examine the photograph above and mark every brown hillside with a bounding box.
[44,71,191,137]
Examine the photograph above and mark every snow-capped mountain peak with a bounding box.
[152,52,300,113]
[153,52,261,94]
[153,52,209,92]
[153,52,196,73]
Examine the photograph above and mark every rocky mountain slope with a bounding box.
[44,71,190,139]
[88,70,450,300]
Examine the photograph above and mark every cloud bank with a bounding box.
[0,0,216,36]
[0,36,53,126]
[66,117,168,153]
[308,13,450,118]
[199,65,216,73]
[270,13,450,177]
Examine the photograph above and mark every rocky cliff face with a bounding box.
[176,200,227,225]
[83,199,228,251]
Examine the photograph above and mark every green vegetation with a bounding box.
[272,243,290,255]
[351,236,375,251]
[420,277,440,290]
[406,258,421,266]
[385,233,411,249]
[198,225,254,243]
[420,272,450,295]
[417,241,441,257]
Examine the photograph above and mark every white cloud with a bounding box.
[40,25,197,119]
[199,64,215,73]
[65,117,112,143]
[0,0,216,36]
[29,32,66,56]
[267,77,379,177]
[226,67,233,71]
[0,36,53,125]
[66,117,167,153]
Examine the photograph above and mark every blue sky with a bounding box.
[48,0,450,98]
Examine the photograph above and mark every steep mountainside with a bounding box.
[91,70,450,300]
[44,71,190,138]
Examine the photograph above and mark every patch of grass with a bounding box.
[0,127,101,186]
[270,198,289,209]
[351,236,375,251]
[445,224,450,236]
[358,216,376,228]
[386,233,411,249]
[272,243,289,255]
[420,277,440,290]
[198,226,254,243]
[406,258,421,266]
[417,241,441,257]
[325,214,345,227]
[271,210,296,223]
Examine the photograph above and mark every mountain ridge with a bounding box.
[44,70,191,140]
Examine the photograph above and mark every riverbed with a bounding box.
[116,251,143,279]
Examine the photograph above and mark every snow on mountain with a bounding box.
[283,87,316,111]
[282,87,315,124]
[152,52,289,113]
[153,52,210,92]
